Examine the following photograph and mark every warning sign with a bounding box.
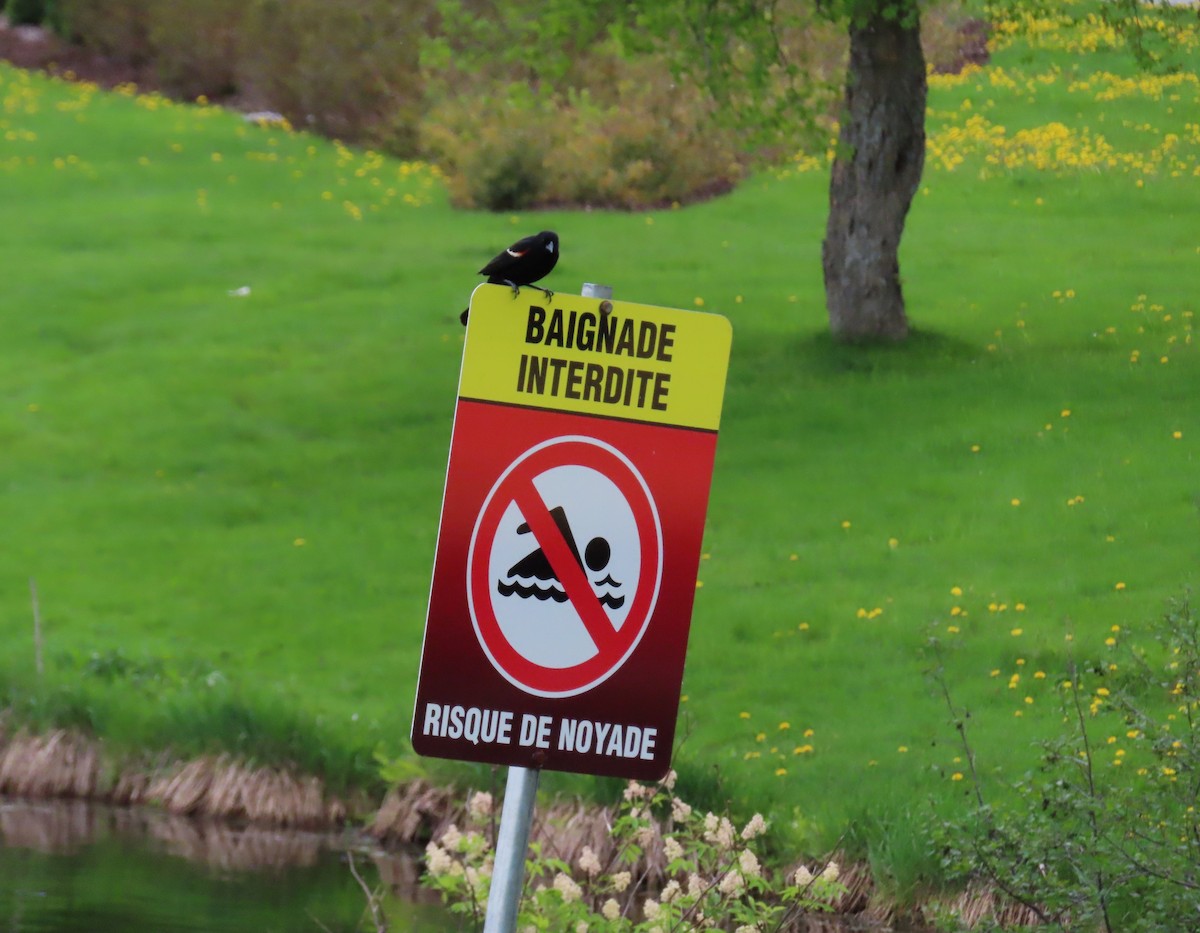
[468,436,662,698]
[412,286,731,779]
[458,286,729,431]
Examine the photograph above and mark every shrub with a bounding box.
[422,772,848,930]
[421,60,746,211]
[239,0,426,155]
[933,595,1200,930]
[6,0,45,26]
[58,0,152,65]
[56,0,425,144]
[55,1,238,98]
[145,0,243,100]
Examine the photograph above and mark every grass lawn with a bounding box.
[1,8,1197,887]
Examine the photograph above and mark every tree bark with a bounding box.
[822,6,927,342]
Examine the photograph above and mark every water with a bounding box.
[0,798,453,932]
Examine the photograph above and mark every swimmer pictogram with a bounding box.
[497,505,625,610]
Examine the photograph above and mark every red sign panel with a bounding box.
[412,287,731,779]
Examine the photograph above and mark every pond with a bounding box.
[0,797,454,932]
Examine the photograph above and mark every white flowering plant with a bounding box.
[421,774,846,931]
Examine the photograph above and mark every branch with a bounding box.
[929,646,986,808]
[1065,660,1114,933]
[347,850,388,933]
[929,644,1054,924]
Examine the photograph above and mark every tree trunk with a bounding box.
[822,6,927,342]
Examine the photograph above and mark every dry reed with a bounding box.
[0,728,345,828]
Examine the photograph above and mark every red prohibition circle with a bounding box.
[467,435,663,698]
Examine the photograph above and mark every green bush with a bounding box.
[6,0,45,26]
[934,596,1200,930]
[56,0,238,98]
[58,0,152,64]
[422,62,746,211]
[423,776,849,930]
[57,0,425,146]
[146,0,243,100]
[239,0,425,154]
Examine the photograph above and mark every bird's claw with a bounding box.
[501,282,553,302]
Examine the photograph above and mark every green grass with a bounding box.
[1,12,1197,886]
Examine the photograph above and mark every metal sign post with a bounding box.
[482,764,540,932]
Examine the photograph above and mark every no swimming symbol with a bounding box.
[467,436,663,698]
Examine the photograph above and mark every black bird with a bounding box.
[461,230,559,325]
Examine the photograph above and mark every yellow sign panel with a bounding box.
[459,285,732,432]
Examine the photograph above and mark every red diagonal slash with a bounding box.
[511,482,619,656]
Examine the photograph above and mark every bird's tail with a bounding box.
[460,308,469,326]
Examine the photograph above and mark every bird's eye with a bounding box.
[546,242,555,252]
